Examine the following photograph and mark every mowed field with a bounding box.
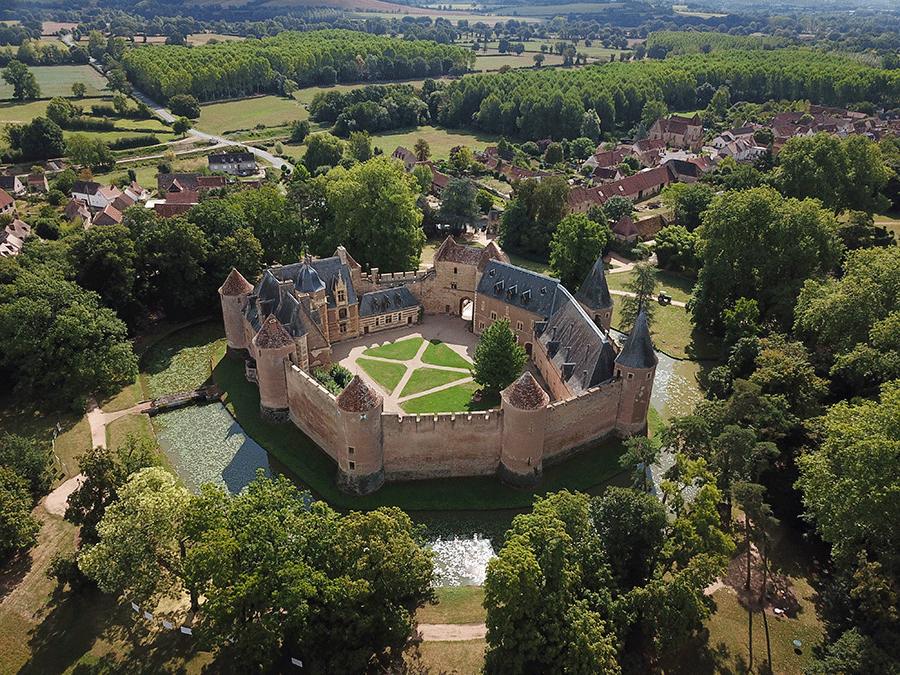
[195,95,308,136]
[0,65,108,100]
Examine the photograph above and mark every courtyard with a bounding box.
[330,314,545,414]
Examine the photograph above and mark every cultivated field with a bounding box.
[0,65,109,100]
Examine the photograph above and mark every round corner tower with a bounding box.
[219,268,254,358]
[614,310,658,436]
[251,315,297,423]
[499,372,550,489]
[336,376,385,496]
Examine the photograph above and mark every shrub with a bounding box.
[108,134,160,151]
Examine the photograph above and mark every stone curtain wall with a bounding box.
[287,365,341,462]
[543,382,622,463]
[381,411,503,481]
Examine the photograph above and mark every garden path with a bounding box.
[608,288,687,308]
[417,622,487,641]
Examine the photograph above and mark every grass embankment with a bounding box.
[362,336,424,361]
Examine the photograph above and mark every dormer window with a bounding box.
[540,286,547,295]
[337,290,346,303]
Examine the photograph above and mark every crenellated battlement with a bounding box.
[382,409,503,434]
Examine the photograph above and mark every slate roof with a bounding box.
[476,260,561,319]
[574,256,613,312]
[359,286,419,318]
[274,257,358,308]
[208,152,256,164]
[71,180,101,196]
[615,310,658,370]
[535,287,616,394]
[0,176,21,192]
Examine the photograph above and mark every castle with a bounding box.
[219,237,657,495]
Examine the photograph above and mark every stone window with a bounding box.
[338,290,346,303]
[627,373,634,380]
[647,372,652,379]
[375,318,379,326]
[386,315,392,324]
[480,322,485,330]
[454,267,458,274]
[348,446,355,455]
[340,323,347,333]
[338,307,347,319]
[451,282,457,290]
[517,321,523,331]
[397,313,401,322]
[348,461,356,471]
[490,311,497,321]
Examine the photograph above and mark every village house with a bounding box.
[71,181,122,210]
[64,198,92,227]
[93,203,123,227]
[0,175,25,196]
[391,146,418,172]
[649,114,704,150]
[27,173,49,193]
[0,188,15,217]
[596,165,675,203]
[0,218,30,257]
[208,152,258,176]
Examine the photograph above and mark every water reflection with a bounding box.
[652,352,704,421]
[154,402,271,495]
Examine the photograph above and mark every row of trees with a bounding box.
[0,433,53,560]
[122,29,474,101]
[437,48,900,139]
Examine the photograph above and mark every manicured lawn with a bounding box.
[195,95,308,137]
[421,340,472,369]
[400,367,469,398]
[401,381,489,414]
[418,586,486,625]
[606,268,696,305]
[0,65,109,100]
[357,357,408,394]
[504,251,552,277]
[363,336,424,361]
[99,381,143,413]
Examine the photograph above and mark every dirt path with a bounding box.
[86,397,152,450]
[418,623,487,641]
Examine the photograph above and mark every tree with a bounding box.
[304,132,345,173]
[581,109,602,143]
[188,473,434,674]
[411,164,433,194]
[544,142,564,165]
[324,156,424,272]
[661,182,714,232]
[347,130,373,163]
[0,269,138,413]
[71,82,86,98]
[0,467,40,559]
[533,52,545,67]
[475,191,494,217]
[67,224,140,327]
[2,60,40,100]
[550,213,610,291]
[65,435,158,545]
[569,137,596,161]
[439,178,479,234]
[168,93,200,119]
[66,133,114,170]
[654,225,700,273]
[601,195,634,225]
[0,433,52,501]
[413,138,431,162]
[289,119,310,144]
[6,117,65,161]
[449,145,473,172]
[79,467,199,608]
[46,96,79,128]
[53,168,77,195]
[172,116,190,137]
[691,187,841,334]
[775,133,892,214]
[641,99,667,128]
[498,176,569,259]
[472,318,527,394]
[620,263,658,332]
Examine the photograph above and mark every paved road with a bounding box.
[131,90,294,172]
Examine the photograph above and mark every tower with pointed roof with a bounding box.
[252,315,298,423]
[574,255,614,333]
[614,310,658,435]
[499,372,550,489]
[219,268,255,357]
[335,376,385,495]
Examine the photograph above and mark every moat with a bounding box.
[150,322,702,586]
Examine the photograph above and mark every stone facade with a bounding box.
[221,237,657,495]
